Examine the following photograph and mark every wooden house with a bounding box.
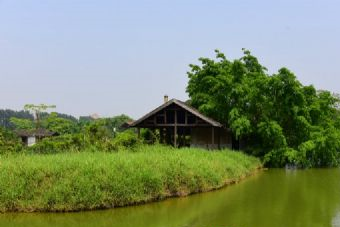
[130,96,233,149]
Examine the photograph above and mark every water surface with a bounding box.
[1,169,340,227]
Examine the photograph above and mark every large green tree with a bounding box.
[24,104,56,129]
[187,49,340,167]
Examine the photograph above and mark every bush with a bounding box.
[307,128,340,167]
[141,128,160,144]
[27,130,142,154]
[263,148,299,168]
[264,127,340,168]
[113,131,141,149]
[28,134,84,153]
[0,127,22,154]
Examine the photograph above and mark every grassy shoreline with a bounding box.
[0,145,261,212]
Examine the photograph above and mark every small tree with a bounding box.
[24,104,56,129]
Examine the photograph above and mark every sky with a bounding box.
[0,0,339,119]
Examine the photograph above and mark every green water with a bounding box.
[1,169,340,227]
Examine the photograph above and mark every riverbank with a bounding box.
[0,145,261,212]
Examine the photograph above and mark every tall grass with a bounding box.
[0,145,261,212]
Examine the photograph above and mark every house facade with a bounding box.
[130,96,233,149]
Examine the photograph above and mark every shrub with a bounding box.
[26,130,143,154]
[0,127,22,154]
[141,128,159,144]
[28,134,87,153]
[113,131,141,149]
[308,128,340,167]
[263,148,299,168]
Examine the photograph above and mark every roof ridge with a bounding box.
[130,98,223,127]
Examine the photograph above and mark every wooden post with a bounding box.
[164,110,167,124]
[218,128,221,150]
[160,128,163,144]
[211,127,215,149]
[174,110,177,148]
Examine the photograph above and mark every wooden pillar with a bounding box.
[166,127,170,144]
[164,110,167,124]
[218,128,221,150]
[174,110,177,148]
[164,127,167,144]
[137,127,140,139]
[160,128,163,144]
[211,127,215,149]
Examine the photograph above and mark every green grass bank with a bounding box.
[0,145,261,212]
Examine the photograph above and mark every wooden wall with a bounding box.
[190,127,232,150]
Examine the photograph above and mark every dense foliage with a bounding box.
[1,110,137,154]
[0,146,260,212]
[187,49,340,167]
[0,127,22,154]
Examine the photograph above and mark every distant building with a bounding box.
[79,114,101,123]
[129,96,233,149]
[16,129,56,146]
[90,113,100,120]
[120,121,134,130]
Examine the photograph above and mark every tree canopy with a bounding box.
[187,49,340,167]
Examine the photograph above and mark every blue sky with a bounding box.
[0,0,339,119]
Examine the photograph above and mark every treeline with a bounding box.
[0,109,77,129]
[0,109,33,129]
[0,111,136,154]
[187,49,340,167]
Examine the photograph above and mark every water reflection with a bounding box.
[332,210,340,227]
[1,169,340,227]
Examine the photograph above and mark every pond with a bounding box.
[1,169,340,227]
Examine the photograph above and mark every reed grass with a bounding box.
[0,145,261,212]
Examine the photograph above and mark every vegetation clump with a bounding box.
[0,145,260,212]
[0,127,23,154]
